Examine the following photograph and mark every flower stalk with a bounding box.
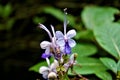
[38,8,87,80]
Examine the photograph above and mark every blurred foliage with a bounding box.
[1,0,120,80]
[29,6,120,80]
[0,3,15,30]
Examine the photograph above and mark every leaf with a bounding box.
[95,71,112,80]
[68,57,107,75]
[29,57,54,73]
[100,57,117,74]
[29,61,47,73]
[3,3,12,18]
[43,7,76,26]
[75,30,94,40]
[117,60,120,71]
[0,5,3,15]
[6,18,15,30]
[81,6,119,29]
[94,23,120,59]
[33,17,46,24]
[72,44,97,57]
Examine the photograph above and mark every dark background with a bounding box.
[0,0,120,80]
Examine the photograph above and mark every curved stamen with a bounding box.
[50,25,56,39]
[38,23,53,41]
[63,8,67,36]
[50,25,57,53]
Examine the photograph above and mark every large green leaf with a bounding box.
[94,23,120,59]
[100,57,117,74]
[75,30,94,40]
[72,44,97,57]
[95,71,112,80]
[117,60,120,71]
[81,6,119,29]
[68,57,107,75]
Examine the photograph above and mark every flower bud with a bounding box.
[74,53,78,59]
[48,72,57,79]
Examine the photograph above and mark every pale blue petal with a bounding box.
[60,46,65,53]
[42,71,49,79]
[56,39,65,46]
[39,66,49,73]
[40,41,51,49]
[56,31,64,39]
[68,39,76,47]
[66,29,76,39]
[45,47,50,54]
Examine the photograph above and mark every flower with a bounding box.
[38,24,58,59]
[38,8,80,80]
[39,58,59,79]
[55,9,76,54]
[63,53,77,71]
[40,41,52,59]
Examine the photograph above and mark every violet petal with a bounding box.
[65,42,71,54]
[41,53,51,59]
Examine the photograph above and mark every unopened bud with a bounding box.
[48,72,57,79]
[74,53,78,59]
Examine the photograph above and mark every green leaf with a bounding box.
[33,17,46,24]
[81,6,119,29]
[75,30,94,40]
[95,71,112,80]
[29,57,54,73]
[43,7,76,26]
[0,5,3,16]
[100,57,117,74]
[94,23,120,59]
[29,61,47,73]
[72,44,97,57]
[117,60,120,71]
[68,57,107,75]
[6,18,15,30]
[3,3,12,18]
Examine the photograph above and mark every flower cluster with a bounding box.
[38,9,77,80]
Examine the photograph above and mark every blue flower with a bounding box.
[55,9,76,54]
[38,24,57,59]
[63,53,77,71]
[56,29,76,54]
[40,41,52,59]
[39,58,58,79]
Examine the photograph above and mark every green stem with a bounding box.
[61,74,69,80]
[58,71,69,80]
